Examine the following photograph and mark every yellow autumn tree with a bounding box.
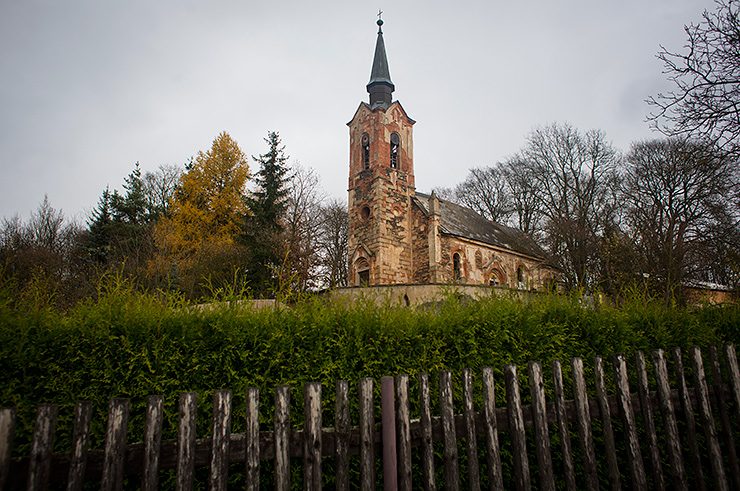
[150,132,250,297]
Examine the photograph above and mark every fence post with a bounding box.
[481,368,504,491]
[101,398,129,491]
[245,388,260,491]
[395,375,412,491]
[691,347,728,491]
[594,356,620,491]
[176,392,197,491]
[462,369,481,491]
[359,378,375,491]
[419,374,436,491]
[210,390,232,491]
[652,350,687,490]
[613,354,646,490]
[552,361,576,491]
[27,404,57,491]
[726,344,740,421]
[142,396,163,491]
[304,383,322,490]
[674,348,707,490]
[0,408,14,491]
[529,362,554,491]
[274,386,291,491]
[709,346,740,489]
[505,364,530,491]
[67,401,93,491]
[439,371,459,491]
[571,358,597,491]
[635,353,664,490]
[335,381,350,491]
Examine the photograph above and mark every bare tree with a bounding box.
[440,166,512,223]
[517,123,622,290]
[142,164,183,218]
[623,138,738,301]
[647,0,740,159]
[280,165,325,291]
[316,199,349,288]
[501,157,542,235]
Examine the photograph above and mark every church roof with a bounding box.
[413,192,549,260]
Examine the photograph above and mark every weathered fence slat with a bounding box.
[176,392,197,491]
[481,368,503,491]
[335,381,350,491]
[274,386,291,491]
[381,376,397,491]
[674,348,706,491]
[142,396,163,491]
[101,398,129,491]
[27,404,57,491]
[726,344,740,421]
[66,402,92,491]
[613,354,647,490]
[635,352,664,491]
[439,371,459,491]
[395,375,412,491]
[710,346,740,489]
[245,388,259,491]
[529,362,555,491]
[504,364,530,491]
[359,377,375,491]
[594,356,620,491]
[571,358,597,491]
[652,349,687,491]
[462,369,481,491]
[210,390,232,491]
[419,374,436,491]
[0,408,14,491]
[691,347,728,491]
[552,361,576,491]
[304,383,322,490]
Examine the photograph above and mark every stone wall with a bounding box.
[330,283,538,307]
[436,235,556,291]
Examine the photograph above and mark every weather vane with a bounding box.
[377,9,383,21]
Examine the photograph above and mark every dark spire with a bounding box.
[367,16,395,108]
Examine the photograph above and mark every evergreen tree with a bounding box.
[241,132,292,294]
[86,187,113,264]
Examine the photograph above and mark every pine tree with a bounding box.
[242,131,292,294]
[86,187,113,264]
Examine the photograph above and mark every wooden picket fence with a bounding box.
[0,345,739,490]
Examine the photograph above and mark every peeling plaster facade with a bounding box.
[346,19,558,292]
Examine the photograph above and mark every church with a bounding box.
[346,18,558,292]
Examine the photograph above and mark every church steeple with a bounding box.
[367,17,395,108]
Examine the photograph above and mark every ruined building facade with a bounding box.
[347,19,558,290]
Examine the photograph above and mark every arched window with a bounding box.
[453,253,462,281]
[517,266,525,289]
[355,257,370,287]
[390,132,400,169]
[361,133,370,170]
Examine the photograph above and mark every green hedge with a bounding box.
[0,276,737,485]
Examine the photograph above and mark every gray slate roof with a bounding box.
[413,192,549,260]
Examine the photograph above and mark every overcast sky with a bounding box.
[0,0,714,222]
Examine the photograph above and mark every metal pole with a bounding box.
[381,376,398,491]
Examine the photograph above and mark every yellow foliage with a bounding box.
[149,132,250,294]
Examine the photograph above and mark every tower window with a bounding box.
[453,253,462,281]
[361,206,371,220]
[361,133,370,170]
[390,132,400,169]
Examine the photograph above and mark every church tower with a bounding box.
[347,17,416,286]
